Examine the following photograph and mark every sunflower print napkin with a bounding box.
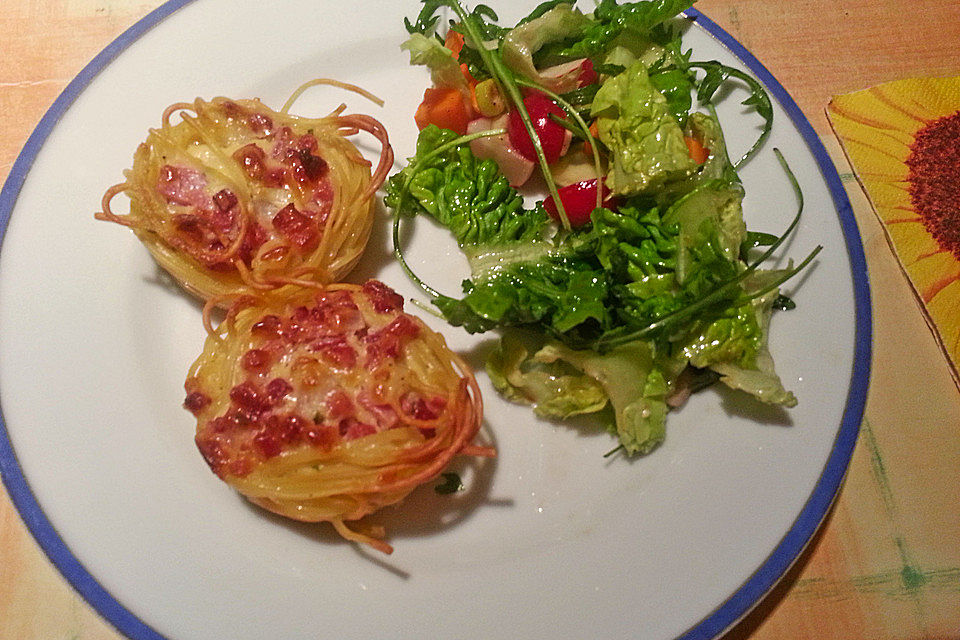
[827,75,960,386]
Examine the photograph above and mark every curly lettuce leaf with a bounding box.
[501,3,593,93]
[401,32,471,94]
[384,125,548,247]
[434,255,610,335]
[678,302,762,368]
[486,331,608,418]
[661,178,746,284]
[536,340,673,455]
[591,61,695,195]
[704,271,798,406]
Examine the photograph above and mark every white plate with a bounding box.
[0,2,870,639]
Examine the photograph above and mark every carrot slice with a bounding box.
[415,86,472,135]
[582,120,600,155]
[685,135,710,164]
[444,30,465,58]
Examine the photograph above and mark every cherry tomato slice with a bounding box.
[542,179,610,228]
[507,91,567,164]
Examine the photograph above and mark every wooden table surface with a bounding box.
[2,1,959,639]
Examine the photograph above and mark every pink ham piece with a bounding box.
[157,165,212,209]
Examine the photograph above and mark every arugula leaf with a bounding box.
[559,0,695,60]
[690,61,773,167]
[772,294,795,311]
[405,0,448,35]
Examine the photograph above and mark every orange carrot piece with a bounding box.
[415,86,472,135]
[444,30,465,59]
[583,120,600,155]
[460,63,480,112]
[685,135,710,164]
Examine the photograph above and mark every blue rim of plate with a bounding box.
[0,3,871,640]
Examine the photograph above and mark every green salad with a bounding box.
[384,0,820,456]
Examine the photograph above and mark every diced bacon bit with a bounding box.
[158,165,212,209]
[220,100,244,119]
[270,126,296,160]
[253,428,283,458]
[230,458,253,477]
[311,335,357,368]
[241,348,272,372]
[272,127,316,163]
[364,315,421,364]
[251,314,282,339]
[213,189,238,213]
[270,130,328,187]
[219,98,272,134]
[280,307,310,344]
[322,288,357,307]
[303,423,339,450]
[325,389,354,420]
[282,292,362,342]
[227,377,290,417]
[279,305,326,346]
[273,204,319,252]
[237,221,268,266]
[362,280,405,313]
[296,148,328,183]
[280,414,308,441]
[265,377,293,404]
[208,209,236,238]
[400,392,447,420]
[208,411,242,434]
[253,413,308,458]
[196,437,232,475]
[247,112,273,135]
[358,392,399,430]
[234,144,268,182]
[184,390,211,415]
[229,381,271,416]
[165,184,252,266]
[173,214,215,246]
[339,417,377,441]
[311,177,334,219]
[206,193,237,234]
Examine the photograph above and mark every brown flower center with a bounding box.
[906,110,960,260]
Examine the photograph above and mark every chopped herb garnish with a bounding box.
[435,472,464,494]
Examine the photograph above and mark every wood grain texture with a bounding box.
[1,1,958,638]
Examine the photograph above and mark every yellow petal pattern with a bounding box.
[828,75,960,385]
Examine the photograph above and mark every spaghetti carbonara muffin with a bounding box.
[183,280,489,553]
[97,88,392,301]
